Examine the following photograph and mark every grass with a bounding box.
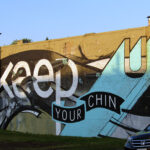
[0,129,126,150]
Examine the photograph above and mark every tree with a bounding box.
[45,37,49,40]
[11,40,18,45]
[22,38,32,43]
[11,38,32,45]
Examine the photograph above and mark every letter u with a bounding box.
[124,37,147,78]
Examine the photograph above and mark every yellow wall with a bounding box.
[1,26,150,59]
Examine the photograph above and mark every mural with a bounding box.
[0,37,150,138]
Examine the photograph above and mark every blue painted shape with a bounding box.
[130,39,141,71]
[103,39,150,137]
[61,39,150,137]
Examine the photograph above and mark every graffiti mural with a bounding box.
[0,37,150,138]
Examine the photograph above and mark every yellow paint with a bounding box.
[1,26,150,60]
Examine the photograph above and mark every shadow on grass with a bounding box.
[0,129,125,150]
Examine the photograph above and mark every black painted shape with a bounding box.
[80,92,124,114]
[2,106,41,129]
[110,120,140,133]
[126,73,145,78]
[53,104,85,123]
[122,86,150,116]
[17,84,52,115]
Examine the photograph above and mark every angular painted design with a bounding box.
[61,39,150,137]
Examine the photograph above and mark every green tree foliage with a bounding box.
[11,38,32,45]
[45,37,49,40]
[11,40,18,45]
[22,38,32,43]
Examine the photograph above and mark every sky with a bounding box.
[0,0,150,46]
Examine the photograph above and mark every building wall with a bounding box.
[1,26,150,59]
[0,26,150,138]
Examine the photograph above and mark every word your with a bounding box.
[53,104,85,123]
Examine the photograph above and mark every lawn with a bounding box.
[0,129,126,150]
